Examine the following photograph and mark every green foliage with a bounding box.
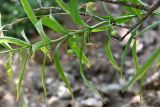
[0,0,160,103]
[17,52,29,100]
[105,29,121,72]
[54,41,74,99]
[41,54,47,99]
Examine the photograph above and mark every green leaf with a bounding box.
[0,14,12,50]
[115,14,136,24]
[120,0,142,16]
[132,39,145,98]
[139,20,160,36]
[124,47,160,90]
[19,49,24,62]
[105,31,121,72]
[139,69,148,99]
[68,0,84,25]
[79,45,104,102]
[68,37,90,68]
[41,16,68,34]
[32,41,48,52]
[21,0,38,25]
[32,35,68,52]
[55,0,70,14]
[0,37,30,47]
[35,20,51,42]
[91,26,110,32]
[21,30,30,44]
[121,31,136,72]
[153,56,160,73]
[21,0,51,48]
[5,62,13,79]
[41,54,47,99]
[102,2,115,19]
[35,20,51,57]
[17,52,29,100]
[54,42,74,99]
[132,39,139,71]
[5,53,13,79]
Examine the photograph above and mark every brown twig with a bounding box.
[34,7,131,29]
[3,6,130,30]
[120,0,160,41]
[100,0,149,11]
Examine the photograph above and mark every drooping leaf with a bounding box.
[0,37,30,47]
[105,31,121,72]
[79,43,104,102]
[35,20,51,42]
[0,13,12,50]
[21,0,51,44]
[35,20,51,59]
[139,20,160,36]
[17,52,29,100]
[121,31,136,72]
[132,39,139,71]
[19,49,24,62]
[54,42,74,99]
[41,54,47,99]
[41,16,68,34]
[21,30,30,44]
[5,53,13,79]
[68,37,90,68]
[124,47,160,90]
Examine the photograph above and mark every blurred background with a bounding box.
[0,0,160,107]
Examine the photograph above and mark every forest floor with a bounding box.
[0,1,160,107]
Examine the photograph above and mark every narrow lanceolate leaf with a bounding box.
[55,0,70,14]
[124,48,160,90]
[0,13,12,49]
[79,46,104,102]
[21,30,30,44]
[35,20,51,42]
[0,37,30,47]
[105,32,121,72]
[139,20,160,36]
[21,0,51,44]
[41,16,68,34]
[68,38,90,68]
[17,53,29,100]
[19,49,24,62]
[21,0,38,25]
[132,39,144,98]
[121,31,136,72]
[41,54,47,99]
[132,39,139,71]
[139,69,148,99]
[153,56,160,73]
[5,62,13,79]
[91,26,110,33]
[69,0,84,25]
[35,21,51,59]
[5,53,13,79]
[54,42,74,99]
